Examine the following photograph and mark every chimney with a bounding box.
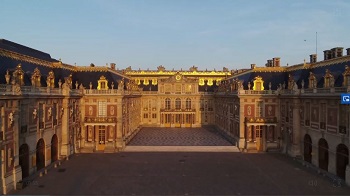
[310,54,317,63]
[324,50,331,60]
[110,63,116,70]
[331,47,343,58]
[273,57,280,67]
[251,64,256,69]
[266,60,273,67]
[347,48,350,56]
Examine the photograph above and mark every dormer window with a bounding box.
[97,75,109,90]
[252,76,264,91]
[323,69,334,88]
[308,72,317,89]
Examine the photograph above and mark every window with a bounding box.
[165,98,171,110]
[152,113,157,118]
[257,101,263,117]
[175,98,181,110]
[53,103,57,125]
[101,82,106,89]
[186,98,191,109]
[39,103,44,129]
[339,105,347,134]
[320,103,326,129]
[200,99,204,111]
[98,101,107,117]
[305,102,310,125]
[208,99,213,111]
[143,113,148,118]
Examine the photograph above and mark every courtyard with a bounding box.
[12,152,350,195]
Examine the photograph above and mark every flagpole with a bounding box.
[316,32,318,56]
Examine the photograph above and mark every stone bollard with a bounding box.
[54,163,57,168]
[40,172,43,177]
[44,169,48,175]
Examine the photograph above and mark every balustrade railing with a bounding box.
[84,116,117,123]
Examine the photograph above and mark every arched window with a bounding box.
[175,98,181,110]
[186,98,191,110]
[165,98,171,110]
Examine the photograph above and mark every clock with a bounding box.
[176,75,181,81]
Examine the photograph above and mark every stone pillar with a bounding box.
[238,103,245,149]
[346,165,350,186]
[60,98,70,157]
[12,107,22,187]
[262,126,267,152]
[116,98,124,150]
[157,97,161,126]
[291,98,302,157]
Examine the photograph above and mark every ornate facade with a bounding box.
[0,39,349,193]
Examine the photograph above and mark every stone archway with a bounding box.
[318,138,329,171]
[19,144,30,179]
[36,138,45,171]
[336,144,349,179]
[303,134,312,163]
[51,134,58,163]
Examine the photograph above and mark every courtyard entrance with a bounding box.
[97,126,106,151]
[161,113,195,128]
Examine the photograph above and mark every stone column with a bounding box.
[291,98,302,157]
[238,103,245,150]
[262,125,267,152]
[60,98,70,157]
[157,97,161,125]
[12,105,22,189]
[116,97,124,151]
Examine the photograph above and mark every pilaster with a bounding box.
[116,97,125,150]
[290,98,301,157]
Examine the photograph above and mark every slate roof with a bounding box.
[0,39,54,61]
[72,71,127,90]
[230,71,287,90]
[228,57,350,90]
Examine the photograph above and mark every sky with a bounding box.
[1,0,350,70]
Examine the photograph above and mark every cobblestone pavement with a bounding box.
[128,127,233,146]
[11,152,350,195]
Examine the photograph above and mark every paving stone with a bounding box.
[128,127,233,146]
[11,153,350,195]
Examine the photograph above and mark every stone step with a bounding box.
[79,147,94,153]
[123,146,240,152]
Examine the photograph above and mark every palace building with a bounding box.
[0,39,349,193]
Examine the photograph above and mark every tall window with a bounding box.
[98,101,107,117]
[175,98,181,110]
[39,103,44,129]
[305,102,310,125]
[186,98,191,109]
[256,101,263,117]
[165,98,171,110]
[200,99,204,111]
[320,103,326,129]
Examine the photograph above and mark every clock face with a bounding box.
[176,75,181,81]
